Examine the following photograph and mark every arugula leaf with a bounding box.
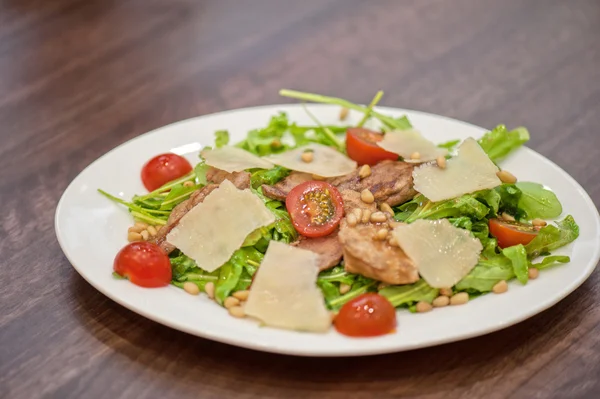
[494,184,523,218]
[379,280,439,307]
[250,166,290,189]
[478,125,530,162]
[399,194,490,223]
[515,182,562,219]
[474,189,501,217]
[328,278,377,310]
[235,112,291,156]
[502,244,529,284]
[525,215,579,258]
[194,161,210,185]
[214,130,230,148]
[438,139,461,151]
[531,255,570,270]
[159,183,199,210]
[455,253,514,292]
[318,266,355,286]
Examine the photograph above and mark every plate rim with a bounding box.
[55,104,600,357]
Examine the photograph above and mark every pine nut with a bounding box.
[232,290,250,301]
[361,189,375,204]
[416,301,433,313]
[361,209,372,224]
[528,268,539,279]
[410,152,421,160]
[497,170,517,184]
[388,221,403,228]
[388,236,399,246]
[127,231,143,242]
[339,283,351,294]
[301,151,314,163]
[450,292,469,305]
[346,214,358,227]
[501,212,516,222]
[183,282,200,295]
[436,156,447,169]
[380,203,394,216]
[228,305,246,318]
[183,181,195,188]
[204,282,215,299]
[359,164,372,179]
[432,295,450,307]
[492,280,508,294]
[147,225,158,237]
[311,174,326,180]
[140,230,149,240]
[134,222,148,230]
[532,219,547,227]
[224,296,240,309]
[352,208,363,221]
[128,225,145,233]
[370,211,387,223]
[375,228,388,240]
[339,107,349,121]
[439,288,452,297]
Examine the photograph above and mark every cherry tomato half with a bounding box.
[286,181,344,238]
[141,153,192,191]
[489,218,538,249]
[345,128,398,166]
[114,242,172,287]
[335,293,397,337]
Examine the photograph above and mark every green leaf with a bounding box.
[474,189,501,217]
[525,215,579,258]
[250,166,290,189]
[159,183,198,210]
[379,280,439,307]
[502,244,529,284]
[478,125,530,162]
[214,130,230,148]
[455,252,514,292]
[494,184,523,218]
[400,194,490,223]
[235,112,291,156]
[317,280,341,303]
[531,255,570,270]
[194,161,210,186]
[515,182,563,219]
[214,262,242,304]
[318,266,356,286]
[328,280,377,310]
[438,139,461,151]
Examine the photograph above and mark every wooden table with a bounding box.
[1,1,599,398]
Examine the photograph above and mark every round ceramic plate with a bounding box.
[55,104,600,357]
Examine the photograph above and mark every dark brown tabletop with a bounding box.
[1,0,599,398]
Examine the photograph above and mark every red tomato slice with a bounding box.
[489,218,538,249]
[114,242,172,287]
[335,293,397,337]
[345,128,398,166]
[286,181,344,238]
[141,153,192,191]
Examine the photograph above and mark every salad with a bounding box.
[100,89,579,337]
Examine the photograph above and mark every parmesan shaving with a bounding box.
[377,129,448,163]
[412,138,501,201]
[166,180,275,272]
[392,219,482,288]
[201,146,274,173]
[245,241,331,332]
[264,143,357,177]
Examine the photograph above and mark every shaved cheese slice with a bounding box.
[201,146,274,173]
[413,138,501,201]
[377,129,448,163]
[264,143,357,177]
[166,180,275,272]
[245,241,331,332]
[392,219,482,288]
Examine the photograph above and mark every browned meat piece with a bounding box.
[328,160,416,206]
[150,169,251,254]
[338,219,419,285]
[262,171,313,201]
[292,229,343,271]
[340,189,377,214]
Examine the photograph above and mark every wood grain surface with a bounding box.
[1,0,599,398]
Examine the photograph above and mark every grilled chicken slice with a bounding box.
[338,219,419,285]
[328,160,417,206]
[151,169,251,254]
[292,229,343,271]
[261,171,313,201]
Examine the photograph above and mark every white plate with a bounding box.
[55,104,600,357]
